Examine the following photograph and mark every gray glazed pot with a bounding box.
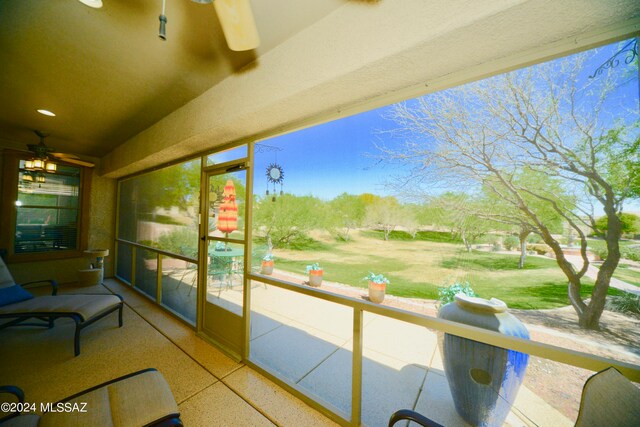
[438,295,529,426]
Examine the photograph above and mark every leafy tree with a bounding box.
[381,46,639,329]
[364,197,401,240]
[133,159,201,216]
[326,193,366,241]
[400,204,420,238]
[414,202,445,229]
[119,159,202,243]
[429,192,491,251]
[595,212,640,237]
[253,194,325,248]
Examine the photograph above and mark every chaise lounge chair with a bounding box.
[0,368,183,426]
[0,256,123,356]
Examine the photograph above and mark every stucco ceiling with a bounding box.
[0,0,344,158]
[99,0,640,178]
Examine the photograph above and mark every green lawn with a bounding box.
[271,232,624,310]
[603,264,640,287]
[276,254,441,300]
[361,229,462,243]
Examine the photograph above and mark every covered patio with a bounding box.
[1,278,572,426]
[1,1,639,426]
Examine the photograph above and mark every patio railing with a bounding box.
[246,273,640,426]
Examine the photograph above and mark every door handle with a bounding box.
[201,236,206,241]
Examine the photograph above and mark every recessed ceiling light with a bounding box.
[77,0,103,8]
[36,109,56,117]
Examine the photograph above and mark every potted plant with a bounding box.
[261,254,274,275]
[305,262,323,287]
[363,272,390,303]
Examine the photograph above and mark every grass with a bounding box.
[276,255,440,300]
[586,238,637,252]
[440,251,556,271]
[361,229,462,243]
[586,238,640,261]
[606,264,640,287]
[592,260,640,287]
[270,231,625,310]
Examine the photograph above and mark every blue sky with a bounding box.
[254,107,402,200]
[254,39,640,213]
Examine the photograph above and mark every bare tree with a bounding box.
[380,48,639,329]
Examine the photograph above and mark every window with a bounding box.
[115,158,201,324]
[0,150,91,261]
[116,158,201,259]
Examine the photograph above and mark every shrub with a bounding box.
[590,245,640,262]
[156,228,198,258]
[138,240,158,259]
[527,243,552,255]
[605,293,640,316]
[504,235,520,251]
[437,282,478,308]
[526,234,542,244]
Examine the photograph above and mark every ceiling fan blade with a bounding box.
[213,0,260,51]
[51,153,95,168]
[52,152,81,160]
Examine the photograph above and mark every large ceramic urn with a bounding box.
[438,294,529,426]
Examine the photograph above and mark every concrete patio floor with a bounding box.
[206,278,572,427]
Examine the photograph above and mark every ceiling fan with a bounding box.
[78,0,260,52]
[27,131,95,169]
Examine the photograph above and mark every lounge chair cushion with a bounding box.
[39,370,179,427]
[0,294,121,321]
[0,285,33,307]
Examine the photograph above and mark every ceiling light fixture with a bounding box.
[25,131,57,174]
[77,0,103,8]
[77,0,259,51]
[37,109,56,117]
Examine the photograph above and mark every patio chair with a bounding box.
[388,366,640,427]
[0,368,182,427]
[388,409,444,427]
[0,256,123,356]
[574,366,640,427]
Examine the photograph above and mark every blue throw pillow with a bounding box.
[0,285,34,307]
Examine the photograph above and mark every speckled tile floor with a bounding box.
[0,280,338,427]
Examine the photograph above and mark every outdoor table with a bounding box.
[209,247,244,290]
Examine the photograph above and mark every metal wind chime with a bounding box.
[265,163,284,202]
[256,143,285,202]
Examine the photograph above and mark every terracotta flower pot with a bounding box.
[261,260,274,275]
[308,269,323,287]
[368,281,386,303]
